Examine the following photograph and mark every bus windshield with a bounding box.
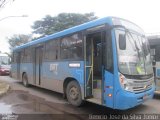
[115,29,153,75]
[0,56,10,65]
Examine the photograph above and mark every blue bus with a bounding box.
[11,17,155,110]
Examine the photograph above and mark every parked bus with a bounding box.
[0,53,11,75]
[11,17,155,110]
[148,35,160,93]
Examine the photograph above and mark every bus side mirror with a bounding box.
[119,34,126,50]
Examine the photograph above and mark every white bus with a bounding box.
[148,35,160,93]
[0,53,11,75]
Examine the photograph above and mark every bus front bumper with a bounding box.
[114,86,155,110]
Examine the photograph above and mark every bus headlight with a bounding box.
[119,74,130,91]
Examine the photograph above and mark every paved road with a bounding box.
[0,76,160,120]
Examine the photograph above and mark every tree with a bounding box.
[0,0,14,9]
[7,34,31,50]
[32,12,98,36]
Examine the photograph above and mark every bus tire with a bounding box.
[66,81,83,107]
[22,73,29,87]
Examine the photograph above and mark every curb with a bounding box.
[0,82,10,97]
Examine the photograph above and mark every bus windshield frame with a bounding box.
[0,55,10,65]
[115,28,153,76]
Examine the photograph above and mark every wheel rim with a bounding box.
[69,86,79,100]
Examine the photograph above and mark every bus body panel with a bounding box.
[115,87,155,110]
[20,63,34,84]
[41,61,84,93]
[104,71,114,108]
[12,61,85,94]
[103,29,119,108]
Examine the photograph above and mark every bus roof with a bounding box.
[0,53,8,57]
[13,16,113,51]
[13,16,143,51]
[148,35,160,46]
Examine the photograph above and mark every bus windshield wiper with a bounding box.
[126,30,147,74]
[126,30,140,58]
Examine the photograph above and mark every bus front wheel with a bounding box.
[66,81,83,106]
[22,73,29,87]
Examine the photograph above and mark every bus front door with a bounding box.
[35,46,43,86]
[84,32,105,104]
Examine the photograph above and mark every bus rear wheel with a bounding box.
[22,73,29,87]
[66,81,83,106]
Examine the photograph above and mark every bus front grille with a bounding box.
[130,78,153,93]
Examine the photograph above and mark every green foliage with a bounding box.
[32,12,98,36]
[7,12,97,51]
[7,34,31,50]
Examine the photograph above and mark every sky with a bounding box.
[0,0,160,53]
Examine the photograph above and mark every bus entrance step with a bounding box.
[93,89,101,99]
[86,98,101,105]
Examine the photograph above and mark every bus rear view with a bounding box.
[11,17,155,110]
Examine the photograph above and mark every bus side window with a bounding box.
[45,40,59,61]
[21,50,25,63]
[15,52,19,63]
[12,52,15,63]
[23,48,31,63]
[14,52,17,63]
[60,33,83,60]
